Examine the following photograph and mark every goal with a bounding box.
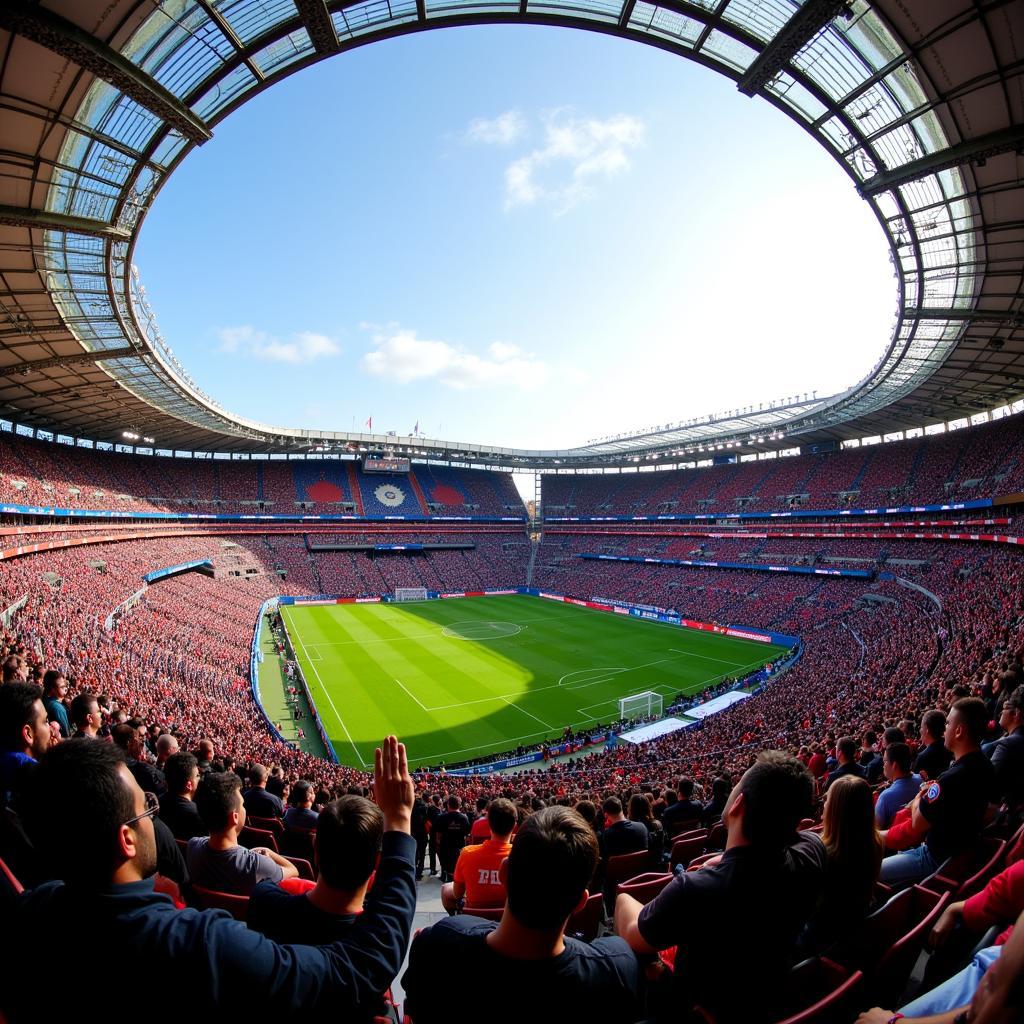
[619,690,663,722]
[394,587,428,603]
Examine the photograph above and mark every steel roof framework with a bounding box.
[0,0,1020,469]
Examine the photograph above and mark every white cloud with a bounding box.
[504,111,644,213]
[361,327,546,391]
[217,325,340,364]
[464,110,527,145]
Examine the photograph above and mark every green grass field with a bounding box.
[281,595,788,769]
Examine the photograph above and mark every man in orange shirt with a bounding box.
[441,798,516,913]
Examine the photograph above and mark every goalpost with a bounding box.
[394,587,428,602]
[619,690,663,722]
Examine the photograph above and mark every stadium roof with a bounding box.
[0,0,1021,469]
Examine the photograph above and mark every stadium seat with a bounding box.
[616,871,674,905]
[239,825,279,853]
[670,831,709,871]
[838,884,950,1007]
[774,959,864,1024]
[920,838,1006,900]
[190,884,249,921]
[691,959,863,1024]
[566,892,603,942]
[248,815,284,835]
[0,854,24,901]
[706,823,727,851]
[281,826,316,862]
[686,852,720,871]
[604,849,651,889]
[285,855,315,881]
[667,816,703,839]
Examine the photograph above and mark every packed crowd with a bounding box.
[542,414,1024,516]
[0,431,524,516]
[1,513,1023,1021]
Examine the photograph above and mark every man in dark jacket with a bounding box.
[2,736,417,1024]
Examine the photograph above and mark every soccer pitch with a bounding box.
[281,595,788,769]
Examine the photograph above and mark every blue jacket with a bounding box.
[2,831,416,1022]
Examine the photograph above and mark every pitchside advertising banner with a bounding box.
[520,587,800,648]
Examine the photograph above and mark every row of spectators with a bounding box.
[0,431,524,515]
[542,413,1024,515]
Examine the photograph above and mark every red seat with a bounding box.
[839,884,949,1006]
[617,871,674,905]
[671,831,709,871]
[775,960,864,1024]
[692,959,862,1024]
[239,825,279,853]
[566,892,603,942]
[281,826,316,862]
[604,849,651,889]
[190,884,249,921]
[923,838,1006,900]
[0,854,24,898]
[285,855,315,881]
[248,815,284,835]
[706,823,727,851]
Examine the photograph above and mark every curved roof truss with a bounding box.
[0,0,1020,469]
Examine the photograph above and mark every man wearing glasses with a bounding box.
[2,735,418,1023]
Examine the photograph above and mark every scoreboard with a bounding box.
[363,454,411,474]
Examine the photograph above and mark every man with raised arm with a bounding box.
[1,735,417,1024]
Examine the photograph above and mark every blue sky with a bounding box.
[136,24,895,451]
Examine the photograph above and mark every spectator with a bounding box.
[196,738,214,773]
[244,764,285,819]
[112,720,166,796]
[615,751,825,1023]
[880,698,995,888]
[803,775,883,953]
[403,807,641,1024]
[601,796,648,859]
[3,736,417,1024]
[40,670,69,739]
[248,795,388,954]
[989,685,1023,810]
[469,795,490,842]
[866,727,905,785]
[283,780,319,830]
[915,709,953,781]
[435,795,471,883]
[0,683,51,803]
[701,776,731,827]
[425,794,441,877]
[188,771,297,894]
[410,789,428,881]
[2,656,28,685]
[441,797,516,913]
[823,736,866,792]
[629,793,664,863]
[69,692,102,739]
[661,777,703,836]
[875,742,922,828]
[158,752,207,841]
[154,733,179,772]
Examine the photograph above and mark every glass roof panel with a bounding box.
[212,0,300,45]
[629,4,703,47]
[251,27,315,75]
[700,29,759,73]
[721,0,798,45]
[192,64,260,121]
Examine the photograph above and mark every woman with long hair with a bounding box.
[804,774,884,954]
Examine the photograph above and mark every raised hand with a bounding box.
[373,735,414,835]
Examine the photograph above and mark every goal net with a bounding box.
[619,690,663,722]
[394,587,428,603]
